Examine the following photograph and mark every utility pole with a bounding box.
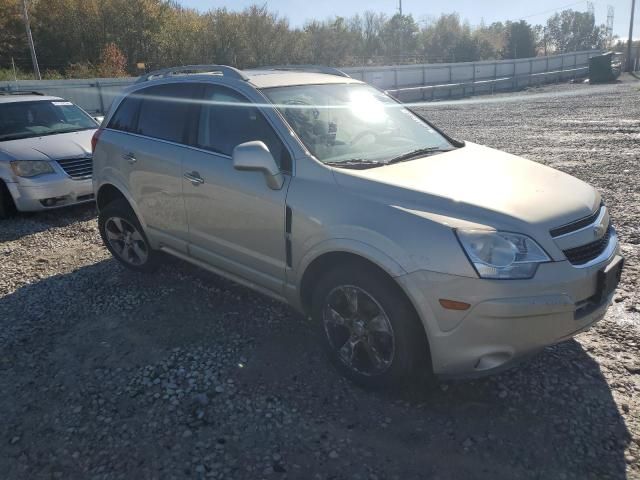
[629,0,636,72]
[21,0,41,80]
[398,0,403,16]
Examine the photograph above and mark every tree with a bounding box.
[503,20,537,59]
[0,0,28,67]
[546,9,606,53]
[473,22,506,59]
[97,42,127,77]
[380,14,419,61]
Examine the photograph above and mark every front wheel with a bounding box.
[311,263,430,389]
[98,200,160,272]
[0,181,17,219]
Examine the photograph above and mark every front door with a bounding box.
[182,85,291,295]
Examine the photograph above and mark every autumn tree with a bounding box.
[97,43,128,77]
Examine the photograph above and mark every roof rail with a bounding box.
[136,65,249,83]
[260,64,351,78]
[0,91,45,96]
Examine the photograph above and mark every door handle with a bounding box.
[122,152,137,164]
[184,171,204,185]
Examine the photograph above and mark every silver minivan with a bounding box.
[0,92,98,217]
[92,65,623,387]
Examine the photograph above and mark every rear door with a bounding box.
[181,85,292,295]
[103,83,200,253]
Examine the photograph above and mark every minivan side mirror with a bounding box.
[232,141,284,190]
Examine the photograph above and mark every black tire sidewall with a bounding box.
[0,182,16,219]
[98,200,158,272]
[311,264,430,388]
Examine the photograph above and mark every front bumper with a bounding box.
[397,250,623,377]
[6,175,94,212]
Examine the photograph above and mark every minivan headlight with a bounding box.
[10,160,54,178]
[456,230,550,279]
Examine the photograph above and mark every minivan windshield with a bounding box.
[263,83,453,167]
[0,100,97,142]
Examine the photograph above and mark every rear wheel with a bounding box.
[311,263,430,389]
[0,181,17,219]
[98,200,160,272]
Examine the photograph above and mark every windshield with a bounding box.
[263,83,452,166]
[0,100,97,142]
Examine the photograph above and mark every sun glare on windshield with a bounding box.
[348,90,387,123]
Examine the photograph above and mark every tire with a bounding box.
[0,181,17,219]
[98,199,160,272]
[311,262,431,389]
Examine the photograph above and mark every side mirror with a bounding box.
[232,141,284,190]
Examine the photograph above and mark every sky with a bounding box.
[178,0,637,39]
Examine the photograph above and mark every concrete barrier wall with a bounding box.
[0,50,603,113]
[0,77,136,114]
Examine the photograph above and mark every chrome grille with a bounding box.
[562,226,612,266]
[57,157,92,179]
[550,205,602,237]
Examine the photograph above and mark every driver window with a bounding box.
[196,86,289,170]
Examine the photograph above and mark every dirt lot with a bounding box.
[1,78,639,480]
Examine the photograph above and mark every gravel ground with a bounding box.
[1,77,639,480]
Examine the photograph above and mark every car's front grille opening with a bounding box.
[562,226,612,266]
[57,157,92,179]
[550,203,603,238]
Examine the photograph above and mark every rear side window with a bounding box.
[196,86,290,170]
[136,84,199,143]
[107,95,140,133]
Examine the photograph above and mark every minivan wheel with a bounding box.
[311,264,430,389]
[98,200,159,272]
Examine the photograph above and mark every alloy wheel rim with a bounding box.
[104,217,148,266]
[322,285,395,377]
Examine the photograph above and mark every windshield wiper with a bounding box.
[385,146,453,165]
[324,159,385,170]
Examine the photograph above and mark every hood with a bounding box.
[332,142,599,232]
[0,129,95,161]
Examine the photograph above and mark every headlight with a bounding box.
[10,160,54,178]
[456,229,550,279]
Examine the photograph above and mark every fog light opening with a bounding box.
[475,352,513,371]
[40,195,69,207]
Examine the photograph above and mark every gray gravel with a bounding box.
[1,77,639,479]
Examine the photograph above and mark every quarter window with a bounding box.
[107,95,141,133]
[136,84,199,143]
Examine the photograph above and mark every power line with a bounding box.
[519,1,588,20]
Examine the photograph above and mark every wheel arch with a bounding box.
[96,181,150,236]
[299,249,407,317]
[298,249,433,376]
[96,183,129,211]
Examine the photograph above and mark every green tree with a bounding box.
[546,9,606,53]
[380,14,419,61]
[503,20,537,59]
